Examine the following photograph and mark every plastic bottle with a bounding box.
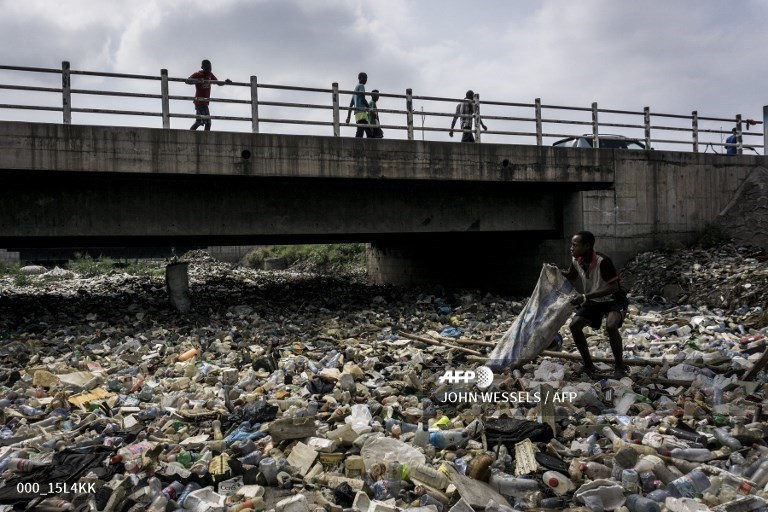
[646,489,670,503]
[621,469,641,494]
[666,468,711,498]
[409,464,449,489]
[138,385,154,402]
[238,449,262,466]
[615,392,637,415]
[413,423,430,449]
[750,458,768,489]
[582,494,604,512]
[669,447,727,462]
[580,461,612,480]
[141,409,168,424]
[743,454,768,479]
[602,426,657,456]
[543,470,575,495]
[18,405,43,417]
[146,495,168,512]
[488,473,538,497]
[658,425,708,445]
[7,458,47,472]
[429,430,468,449]
[452,457,468,475]
[713,428,743,451]
[161,481,185,501]
[147,476,162,498]
[464,418,483,437]
[387,461,403,497]
[639,471,660,493]
[641,432,689,452]
[385,418,418,434]
[625,494,661,512]
[259,457,278,485]
[176,482,201,506]
[176,450,192,467]
[190,449,212,478]
[212,419,224,441]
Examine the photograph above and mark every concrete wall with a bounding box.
[0,120,614,184]
[582,151,757,269]
[371,151,764,293]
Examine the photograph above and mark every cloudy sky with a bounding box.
[1,0,766,147]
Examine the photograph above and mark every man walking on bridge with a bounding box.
[187,59,231,131]
[345,72,372,138]
[449,90,487,142]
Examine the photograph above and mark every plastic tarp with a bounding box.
[486,264,575,371]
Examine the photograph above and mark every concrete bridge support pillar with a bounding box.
[366,237,555,295]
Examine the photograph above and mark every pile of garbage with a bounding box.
[0,243,767,511]
[622,243,768,315]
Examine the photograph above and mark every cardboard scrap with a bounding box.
[67,388,114,408]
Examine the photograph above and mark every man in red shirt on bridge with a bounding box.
[186,59,231,131]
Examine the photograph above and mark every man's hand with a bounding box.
[346,115,351,125]
[449,129,454,137]
[570,294,586,306]
[224,78,232,84]
[482,124,488,131]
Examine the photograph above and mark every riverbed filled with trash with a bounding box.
[0,243,767,512]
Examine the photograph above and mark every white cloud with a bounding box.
[1,0,767,140]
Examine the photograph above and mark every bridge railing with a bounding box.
[0,61,764,154]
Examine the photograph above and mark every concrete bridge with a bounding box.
[0,120,763,293]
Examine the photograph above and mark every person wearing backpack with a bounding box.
[449,90,487,142]
[369,89,383,138]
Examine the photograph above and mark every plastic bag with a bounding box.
[486,264,574,371]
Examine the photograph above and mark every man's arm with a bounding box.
[185,71,201,85]
[346,97,354,124]
[346,87,360,124]
[449,103,461,137]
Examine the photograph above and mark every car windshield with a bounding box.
[599,138,645,150]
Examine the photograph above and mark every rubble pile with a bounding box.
[0,244,766,511]
[622,243,768,317]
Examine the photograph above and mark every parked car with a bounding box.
[553,134,648,150]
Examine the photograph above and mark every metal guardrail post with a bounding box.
[62,61,71,125]
[736,114,743,155]
[643,107,651,149]
[160,69,170,129]
[764,106,768,155]
[406,88,414,141]
[332,82,340,137]
[535,98,542,146]
[474,93,481,143]
[591,102,598,148]
[691,111,699,153]
[251,76,259,134]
